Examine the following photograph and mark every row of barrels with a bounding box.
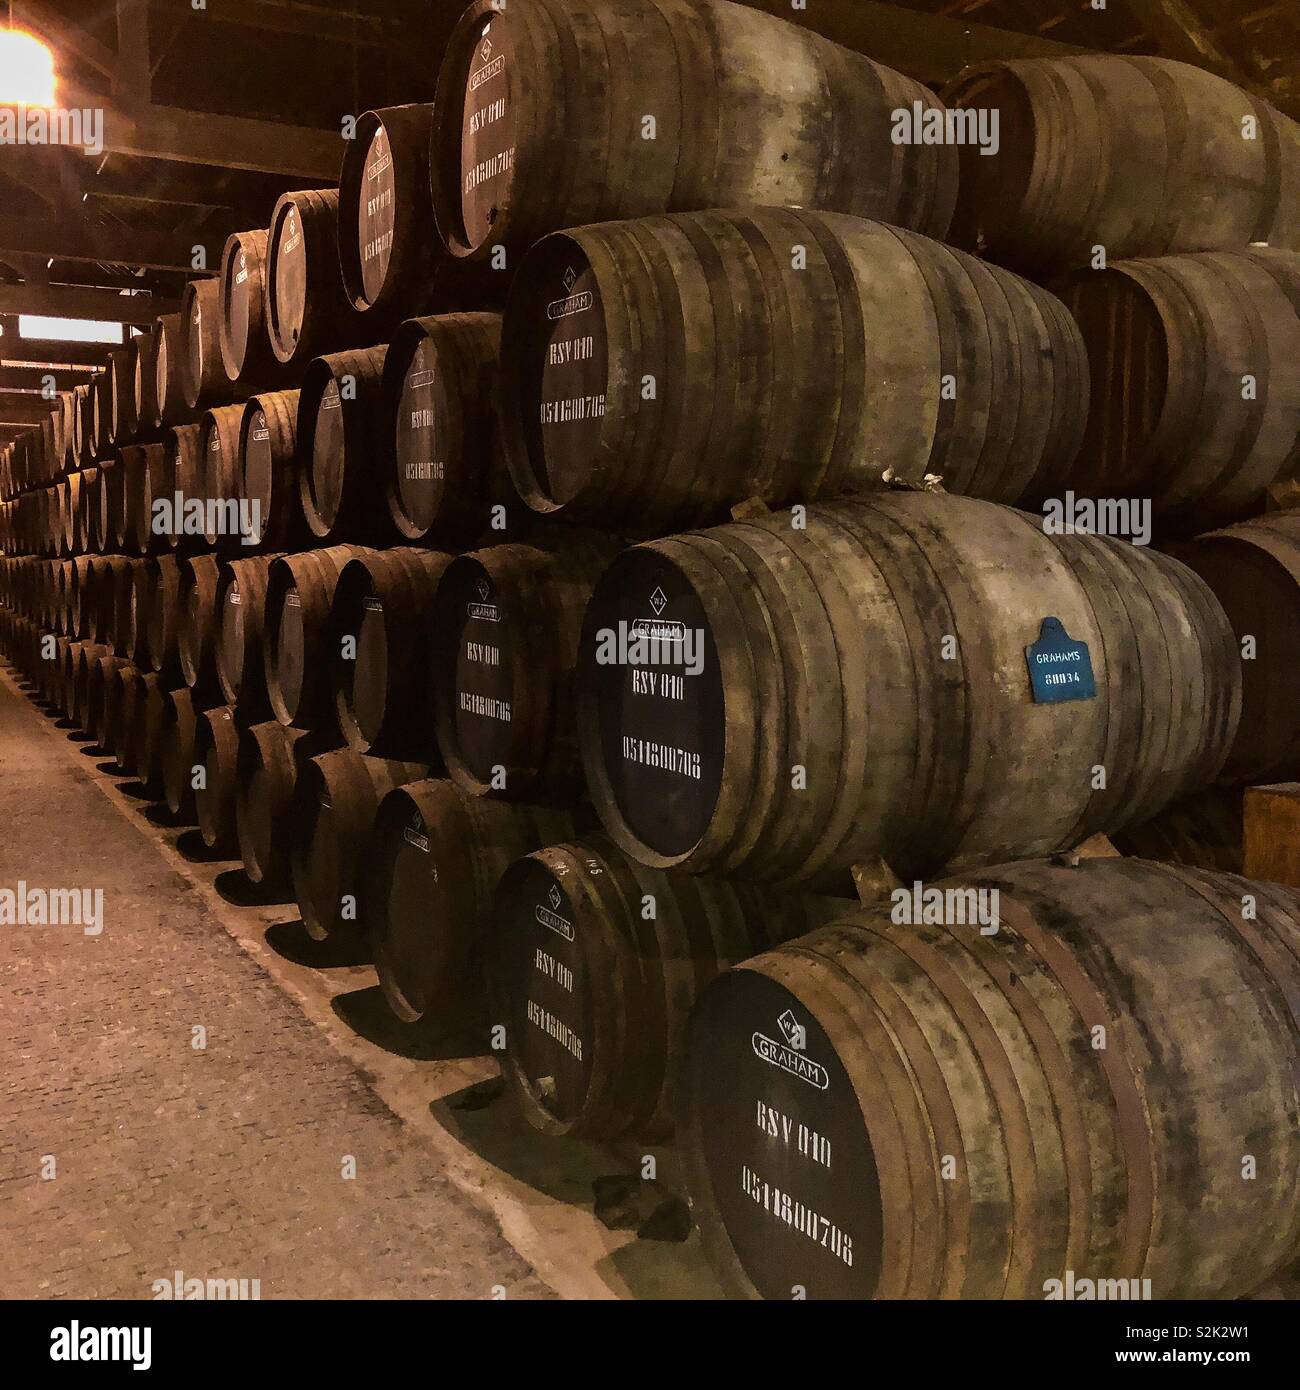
[391,1,1300,296]
[6,492,1300,884]
[1,608,1296,1301]
[7,230,1300,560]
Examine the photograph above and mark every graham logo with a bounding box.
[481,37,493,61]
[649,586,667,617]
[403,826,430,854]
[477,580,491,601]
[547,270,593,321]
[630,617,685,643]
[468,578,498,623]
[751,1011,828,1090]
[535,889,574,942]
[408,369,437,391]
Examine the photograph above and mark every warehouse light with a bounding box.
[0,28,56,108]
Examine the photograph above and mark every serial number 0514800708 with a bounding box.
[741,1165,853,1268]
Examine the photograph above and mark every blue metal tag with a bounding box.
[1025,617,1096,704]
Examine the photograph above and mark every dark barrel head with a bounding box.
[272,583,306,721]
[358,119,397,307]
[456,10,519,253]
[368,785,472,1022]
[304,364,347,534]
[492,854,592,1127]
[221,234,259,379]
[683,968,882,1300]
[392,333,449,536]
[182,286,205,407]
[267,197,309,359]
[333,561,389,750]
[218,574,246,699]
[432,555,519,785]
[505,239,608,510]
[293,769,343,940]
[239,403,273,546]
[580,547,724,858]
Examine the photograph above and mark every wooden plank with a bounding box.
[0,284,177,325]
[0,214,233,273]
[0,364,99,392]
[0,393,60,425]
[99,102,343,180]
[114,0,153,105]
[1243,783,1300,888]
[191,0,390,45]
[1,339,119,368]
[735,0,1084,84]
[1122,0,1245,78]
[8,0,117,81]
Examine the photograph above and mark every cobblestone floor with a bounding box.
[0,671,552,1299]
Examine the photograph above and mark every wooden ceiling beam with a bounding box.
[0,283,176,324]
[0,213,232,274]
[8,0,117,82]
[1122,0,1248,80]
[0,364,98,392]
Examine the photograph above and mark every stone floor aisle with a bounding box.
[0,670,551,1299]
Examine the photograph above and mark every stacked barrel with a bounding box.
[2,0,1298,1301]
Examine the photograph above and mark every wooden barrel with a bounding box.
[430,0,958,272]
[107,664,145,771]
[199,404,248,550]
[235,720,316,889]
[218,229,290,388]
[123,559,155,668]
[297,346,389,542]
[178,553,222,698]
[107,348,137,445]
[68,556,95,640]
[73,382,94,467]
[131,328,160,431]
[152,312,188,429]
[1112,787,1245,874]
[92,371,114,456]
[580,493,1241,886]
[1054,249,1300,529]
[339,105,447,324]
[432,533,618,800]
[166,424,205,554]
[681,856,1300,1300]
[181,278,239,412]
[381,312,504,545]
[216,553,282,713]
[490,837,844,1140]
[63,473,83,556]
[265,189,365,369]
[499,208,1089,534]
[238,390,304,552]
[330,547,453,758]
[95,456,125,554]
[87,555,130,647]
[70,641,110,728]
[87,652,126,746]
[289,750,428,940]
[143,554,183,679]
[194,704,241,852]
[132,671,172,798]
[121,442,171,556]
[264,545,374,728]
[363,778,574,1025]
[945,55,1300,275]
[76,466,99,555]
[1178,510,1300,783]
[160,686,202,820]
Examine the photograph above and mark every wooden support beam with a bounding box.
[99,101,342,180]
[1122,0,1246,79]
[735,0,1084,84]
[114,0,154,106]
[0,214,233,273]
[0,364,98,392]
[0,393,59,425]
[1,338,119,368]
[0,283,176,324]
[192,0,389,45]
